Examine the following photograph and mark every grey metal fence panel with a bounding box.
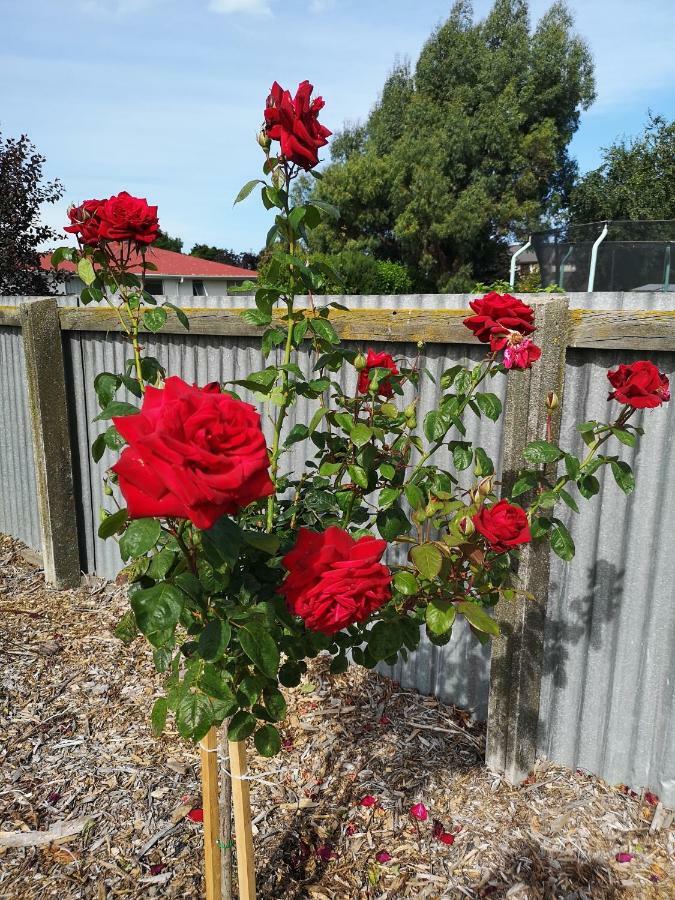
[0,327,41,551]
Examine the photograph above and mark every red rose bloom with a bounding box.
[112,376,274,530]
[473,500,531,553]
[279,527,391,634]
[357,349,399,398]
[64,199,105,246]
[264,80,332,170]
[97,191,159,245]
[607,361,670,409]
[503,337,542,370]
[463,292,536,350]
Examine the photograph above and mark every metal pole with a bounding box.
[509,238,532,289]
[558,245,573,291]
[662,244,671,293]
[587,222,608,292]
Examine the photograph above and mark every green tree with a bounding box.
[154,229,184,253]
[0,131,64,294]
[190,244,259,270]
[570,115,675,222]
[306,0,594,291]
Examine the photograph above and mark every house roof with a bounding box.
[41,247,257,279]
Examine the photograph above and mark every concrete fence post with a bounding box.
[485,295,569,783]
[19,298,81,588]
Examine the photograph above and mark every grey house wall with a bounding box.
[0,292,673,804]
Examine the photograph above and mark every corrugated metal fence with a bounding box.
[1,292,673,804]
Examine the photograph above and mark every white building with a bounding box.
[42,247,257,298]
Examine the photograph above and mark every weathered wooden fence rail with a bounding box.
[1,295,674,802]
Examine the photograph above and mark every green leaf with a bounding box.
[93,401,138,422]
[451,442,473,471]
[130,582,185,645]
[234,179,263,204]
[119,518,161,560]
[367,621,402,662]
[151,697,168,737]
[410,543,443,579]
[311,318,340,345]
[511,471,538,498]
[98,507,128,539]
[611,427,637,447]
[77,257,96,286]
[262,686,287,722]
[254,724,281,757]
[559,489,579,512]
[577,474,600,499]
[377,506,411,541]
[456,602,499,635]
[198,619,231,662]
[163,300,190,330]
[475,392,502,421]
[91,433,107,463]
[523,440,562,465]
[285,424,309,446]
[378,487,401,509]
[423,410,450,443]
[239,622,280,678]
[393,571,419,596]
[143,307,167,333]
[242,531,280,554]
[425,599,456,635]
[176,692,212,741]
[610,460,635,495]
[199,665,237,704]
[404,484,425,510]
[454,370,472,394]
[278,661,302,688]
[228,710,257,741]
[93,372,120,409]
[564,454,581,479]
[309,199,339,220]
[473,447,494,476]
[350,423,373,447]
[347,464,368,489]
[202,516,242,569]
[379,463,396,481]
[550,520,575,560]
[146,547,177,581]
[113,609,138,644]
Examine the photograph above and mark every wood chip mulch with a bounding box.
[0,533,672,899]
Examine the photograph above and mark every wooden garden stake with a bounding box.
[200,727,222,900]
[228,739,256,900]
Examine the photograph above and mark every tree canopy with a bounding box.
[0,131,64,295]
[190,244,260,270]
[570,115,675,223]
[304,0,595,291]
[154,229,184,253]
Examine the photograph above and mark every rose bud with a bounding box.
[472,476,495,503]
[458,516,475,537]
[354,353,367,371]
[546,391,559,412]
[404,403,416,419]
[257,128,272,150]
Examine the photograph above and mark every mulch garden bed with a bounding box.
[1,533,672,899]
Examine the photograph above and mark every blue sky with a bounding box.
[2,0,674,252]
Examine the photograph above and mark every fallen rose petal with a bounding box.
[149,864,166,875]
[379,715,391,725]
[439,831,455,845]
[615,853,634,863]
[187,808,204,823]
[316,843,334,861]
[360,795,377,808]
[644,791,658,806]
[346,822,357,835]
[46,792,61,804]
[410,802,428,822]
[376,850,392,863]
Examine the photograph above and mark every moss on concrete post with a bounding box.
[486,295,569,784]
[20,298,81,588]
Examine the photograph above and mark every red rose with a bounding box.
[112,376,274,530]
[97,191,159,245]
[64,198,105,246]
[473,499,531,553]
[463,292,536,350]
[264,80,332,170]
[279,527,391,634]
[503,337,542,370]
[607,361,670,409]
[357,349,399,398]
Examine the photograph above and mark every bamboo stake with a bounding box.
[228,739,256,900]
[200,727,222,900]
[219,728,233,899]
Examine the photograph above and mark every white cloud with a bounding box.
[208,0,272,14]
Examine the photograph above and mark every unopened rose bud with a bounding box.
[354,352,367,371]
[476,475,494,500]
[546,391,559,411]
[404,403,416,418]
[257,128,271,151]
[103,483,113,496]
[458,516,475,537]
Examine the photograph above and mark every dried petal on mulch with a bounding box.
[0,533,673,899]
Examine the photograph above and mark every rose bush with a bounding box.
[51,81,670,755]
